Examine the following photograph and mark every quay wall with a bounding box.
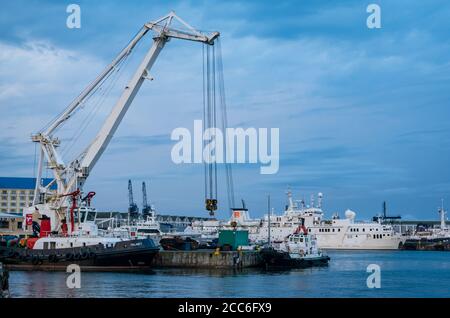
[151,250,263,269]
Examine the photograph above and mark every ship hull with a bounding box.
[260,248,330,269]
[0,238,160,271]
[402,237,450,251]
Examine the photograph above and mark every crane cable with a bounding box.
[216,38,236,212]
[60,50,134,160]
[40,27,145,135]
[202,38,236,216]
[203,43,218,216]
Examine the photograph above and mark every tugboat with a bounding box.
[0,194,160,271]
[260,225,330,269]
[0,235,158,271]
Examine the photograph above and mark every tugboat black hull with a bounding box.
[260,248,330,269]
[0,239,160,272]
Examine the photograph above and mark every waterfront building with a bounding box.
[0,177,54,214]
[0,212,24,235]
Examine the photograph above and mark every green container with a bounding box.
[218,230,249,250]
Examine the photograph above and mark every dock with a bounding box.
[151,250,263,269]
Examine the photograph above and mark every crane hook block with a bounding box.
[205,199,218,216]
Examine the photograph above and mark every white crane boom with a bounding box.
[30,11,219,210]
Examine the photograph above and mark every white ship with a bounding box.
[112,215,162,244]
[190,190,406,250]
[248,191,406,250]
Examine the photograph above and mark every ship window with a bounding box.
[70,243,73,247]
[332,229,335,232]
[363,228,365,232]
[50,242,56,249]
[43,242,49,250]
[138,229,160,234]
[86,212,96,221]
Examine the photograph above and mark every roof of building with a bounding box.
[0,177,56,190]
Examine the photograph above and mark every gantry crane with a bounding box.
[128,180,139,218]
[25,12,219,233]
[142,181,152,218]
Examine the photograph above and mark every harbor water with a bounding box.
[8,250,450,298]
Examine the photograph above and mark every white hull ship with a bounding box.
[190,190,406,250]
[111,211,162,245]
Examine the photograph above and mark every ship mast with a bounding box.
[439,199,447,230]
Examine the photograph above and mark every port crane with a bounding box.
[142,181,152,218]
[128,180,139,218]
[26,12,220,233]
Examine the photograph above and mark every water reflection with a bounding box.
[8,251,450,298]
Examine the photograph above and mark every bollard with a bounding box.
[0,262,10,298]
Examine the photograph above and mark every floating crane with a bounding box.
[142,181,152,218]
[128,180,139,218]
[25,12,220,233]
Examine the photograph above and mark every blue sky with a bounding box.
[0,0,449,221]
